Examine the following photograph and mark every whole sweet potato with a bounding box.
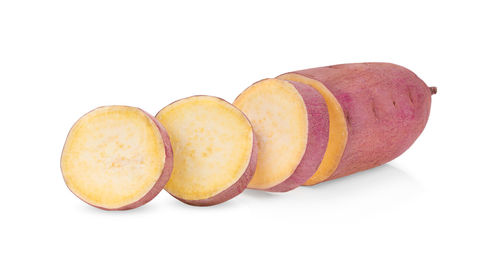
[279,63,436,183]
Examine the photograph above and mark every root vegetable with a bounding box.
[156,96,257,206]
[233,79,329,192]
[278,62,435,183]
[60,106,173,210]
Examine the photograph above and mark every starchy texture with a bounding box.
[61,62,436,209]
[156,96,257,206]
[234,79,329,192]
[61,106,173,210]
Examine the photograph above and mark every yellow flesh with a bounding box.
[60,106,166,209]
[278,73,348,185]
[234,79,308,189]
[156,96,253,200]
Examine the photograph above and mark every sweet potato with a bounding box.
[278,62,436,184]
[233,79,329,192]
[156,96,257,206]
[60,106,173,210]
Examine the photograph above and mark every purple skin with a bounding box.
[63,108,174,211]
[173,131,258,206]
[292,63,435,180]
[266,80,329,192]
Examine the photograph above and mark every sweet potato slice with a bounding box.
[277,73,348,185]
[233,79,329,192]
[156,96,257,206]
[60,106,173,210]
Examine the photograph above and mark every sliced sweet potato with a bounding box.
[279,62,436,182]
[233,79,329,192]
[60,106,173,210]
[156,96,257,206]
[277,74,348,185]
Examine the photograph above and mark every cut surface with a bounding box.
[234,79,310,189]
[61,106,168,209]
[156,96,254,201]
[277,73,348,185]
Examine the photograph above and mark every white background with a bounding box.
[1,0,499,260]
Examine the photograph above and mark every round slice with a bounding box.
[61,106,173,210]
[156,96,257,206]
[233,79,329,192]
[277,73,348,185]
